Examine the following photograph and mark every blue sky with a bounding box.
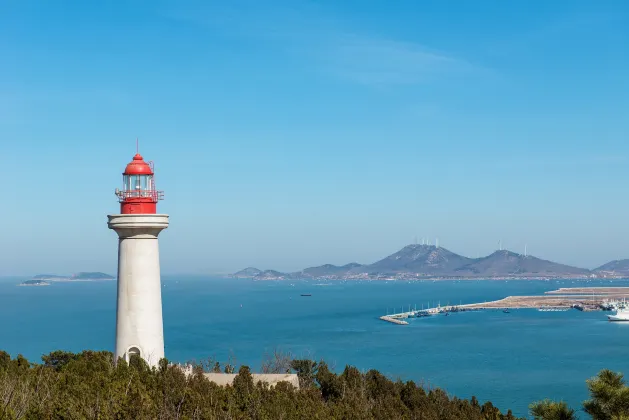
[1,0,629,275]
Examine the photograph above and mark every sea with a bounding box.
[1,276,628,418]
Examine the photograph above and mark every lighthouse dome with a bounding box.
[123,153,153,175]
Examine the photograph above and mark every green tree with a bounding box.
[0,350,10,370]
[41,350,78,371]
[290,359,318,389]
[233,365,254,406]
[529,399,576,420]
[16,354,29,369]
[315,361,342,402]
[583,369,629,420]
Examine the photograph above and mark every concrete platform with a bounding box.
[177,364,299,388]
[203,373,299,388]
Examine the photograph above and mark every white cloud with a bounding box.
[160,0,479,87]
[320,34,472,86]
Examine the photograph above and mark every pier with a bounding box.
[380,287,629,325]
[379,316,409,325]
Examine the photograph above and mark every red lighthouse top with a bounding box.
[124,153,154,176]
[116,153,164,214]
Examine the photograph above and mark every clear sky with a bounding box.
[1,0,629,275]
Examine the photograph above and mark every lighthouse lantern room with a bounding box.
[115,153,164,214]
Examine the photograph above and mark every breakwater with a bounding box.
[379,316,409,325]
[380,286,629,324]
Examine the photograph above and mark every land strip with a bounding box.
[380,287,629,324]
[545,287,629,295]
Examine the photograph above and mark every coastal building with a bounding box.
[108,151,168,367]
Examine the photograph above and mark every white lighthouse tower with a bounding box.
[108,151,168,367]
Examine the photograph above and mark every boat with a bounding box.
[503,309,510,314]
[608,308,629,322]
[300,294,312,297]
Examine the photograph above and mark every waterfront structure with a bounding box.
[108,152,168,367]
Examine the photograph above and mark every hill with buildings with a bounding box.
[356,245,473,276]
[594,259,629,277]
[232,244,615,280]
[230,267,263,278]
[299,263,363,278]
[255,270,289,280]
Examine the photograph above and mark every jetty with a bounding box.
[379,286,629,325]
[379,316,409,325]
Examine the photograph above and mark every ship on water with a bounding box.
[607,307,629,322]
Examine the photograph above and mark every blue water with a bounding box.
[1,277,628,418]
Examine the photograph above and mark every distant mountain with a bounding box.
[237,264,364,280]
[594,260,629,277]
[232,244,604,280]
[455,250,590,278]
[299,263,363,278]
[355,245,472,276]
[231,267,263,278]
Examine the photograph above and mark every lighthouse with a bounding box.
[108,152,168,367]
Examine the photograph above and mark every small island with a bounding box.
[31,272,115,282]
[32,274,67,280]
[70,272,115,281]
[19,280,50,287]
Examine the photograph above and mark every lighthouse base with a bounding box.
[108,214,169,368]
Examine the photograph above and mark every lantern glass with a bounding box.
[123,175,153,196]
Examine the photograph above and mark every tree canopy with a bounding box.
[530,369,629,420]
[4,348,625,419]
[0,349,522,420]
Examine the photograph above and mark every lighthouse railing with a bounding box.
[116,190,164,202]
